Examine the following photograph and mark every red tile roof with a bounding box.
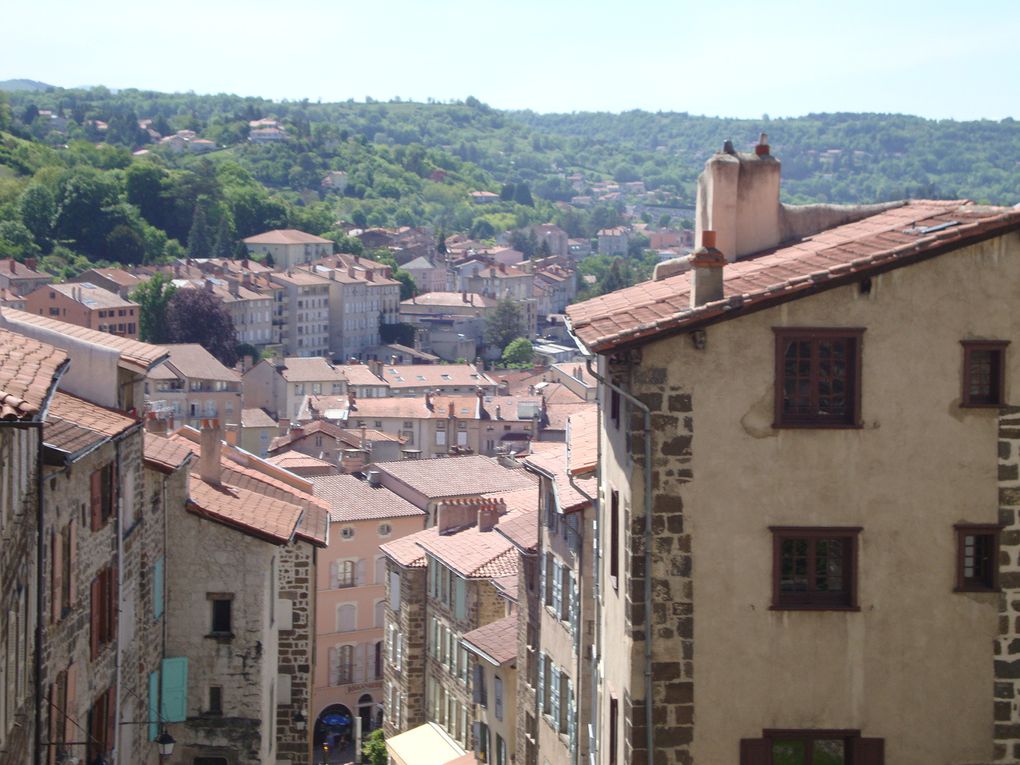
[372,455,536,499]
[567,408,598,475]
[524,443,593,513]
[187,475,303,545]
[144,432,195,473]
[0,328,68,420]
[567,201,1020,352]
[494,509,538,553]
[243,229,332,245]
[311,474,425,522]
[461,613,519,665]
[44,392,138,457]
[414,522,519,579]
[380,533,428,568]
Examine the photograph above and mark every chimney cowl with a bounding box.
[755,132,770,157]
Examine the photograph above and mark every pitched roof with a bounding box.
[187,476,303,545]
[342,395,478,421]
[494,509,538,553]
[311,474,425,522]
[415,524,519,579]
[524,443,592,513]
[268,419,351,453]
[153,344,240,382]
[277,357,346,383]
[489,573,519,603]
[143,432,194,473]
[461,613,519,665]
[567,200,1020,352]
[0,259,51,279]
[49,282,136,309]
[241,407,277,428]
[243,229,332,245]
[265,451,336,471]
[0,308,167,373]
[380,364,493,390]
[401,292,496,309]
[44,392,138,459]
[0,328,68,421]
[79,268,143,288]
[567,408,598,475]
[372,455,536,499]
[380,532,428,568]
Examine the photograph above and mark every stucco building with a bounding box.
[565,136,1020,765]
[243,229,333,271]
[145,343,242,429]
[25,282,140,339]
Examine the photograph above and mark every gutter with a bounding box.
[583,354,654,765]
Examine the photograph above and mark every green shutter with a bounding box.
[454,576,466,620]
[148,671,159,740]
[161,657,188,722]
[152,558,164,620]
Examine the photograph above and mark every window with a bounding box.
[558,671,569,734]
[609,490,620,589]
[955,524,1000,591]
[87,687,116,763]
[336,603,357,632]
[333,559,356,588]
[774,328,863,427]
[771,528,860,610]
[608,696,619,765]
[90,463,116,531]
[341,526,355,540]
[609,388,620,429]
[962,341,1008,407]
[208,686,223,715]
[209,596,233,635]
[330,645,354,685]
[90,566,117,659]
[494,675,503,721]
[740,731,884,765]
[379,523,392,537]
[375,640,383,678]
[495,734,507,765]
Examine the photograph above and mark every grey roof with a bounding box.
[371,455,536,499]
[312,474,425,522]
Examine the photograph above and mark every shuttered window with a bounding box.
[161,657,188,722]
[90,566,117,660]
[152,557,164,620]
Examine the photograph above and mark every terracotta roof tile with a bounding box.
[414,520,519,579]
[495,509,539,553]
[372,455,536,499]
[0,328,68,420]
[524,443,592,512]
[266,451,335,471]
[241,407,277,428]
[489,573,519,602]
[144,432,195,473]
[187,475,303,544]
[311,474,425,522]
[44,392,138,457]
[155,344,241,381]
[567,408,598,475]
[380,532,428,568]
[243,229,332,245]
[461,613,519,665]
[568,201,1020,352]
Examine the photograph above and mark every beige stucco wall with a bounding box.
[601,233,1019,764]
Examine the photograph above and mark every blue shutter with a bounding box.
[161,657,188,722]
[147,671,159,740]
[567,677,576,753]
[152,557,164,620]
[550,667,560,725]
[552,560,562,616]
[540,553,547,606]
[536,653,545,714]
[569,570,580,636]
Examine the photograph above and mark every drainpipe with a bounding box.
[114,437,124,763]
[585,356,654,765]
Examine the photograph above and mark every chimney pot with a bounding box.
[8,260,15,274]
[755,132,770,157]
[689,230,726,309]
[199,419,223,484]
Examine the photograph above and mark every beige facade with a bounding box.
[270,270,332,358]
[145,343,242,429]
[243,229,333,271]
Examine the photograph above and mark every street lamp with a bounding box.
[294,710,307,732]
[156,730,176,758]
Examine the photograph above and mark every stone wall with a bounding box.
[515,553,539,765]
[383,562,426,738]
[996,406,1020,763]
[277,540,315,763]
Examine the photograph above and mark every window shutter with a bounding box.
[472,722,481,756]
[147,671,159,741]
[152,558,164,620]
[90,471,102,531]
[856,738,885,765]
[51,529,62,623]
[109,567,118,641]
[567,677,576,753]
[739,739,770,765]
[540,553,547,605]
[68,522,77,603]
[550,668,560,725]
[473,663,483,704]
[104,686,116,755]
[494,676,503,720]
[64,663,77,743]
[330,560,339,589]
[356,559,366,586]
[455,576,466,621]
[552,560,562,615]
[160,657,188,722]
[354,642,366,682]
[389,570,401,611]
[90,576,102,659]
[328,646,339,686]
[536,653,545,713]
[570,572,580,636]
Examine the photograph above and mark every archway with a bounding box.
[314,703,353,762]
[358,693,374,733]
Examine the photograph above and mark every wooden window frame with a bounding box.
[955,524,1002,592]
[90,463,117,531]
[207,593,234,637]
[773,328,864,429]
[770,527,861,611]
[961,340,1008,407]
[608,696,618,765]
[90,566,117,660]
[609,490,620,590]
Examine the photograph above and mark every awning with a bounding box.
[385,722,474,765]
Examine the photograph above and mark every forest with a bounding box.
[0,83,1018,286]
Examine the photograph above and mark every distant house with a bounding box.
[0,258,52,297]
[25,282,140,339]
[73,267,144,299]
[321,170,349,193]
[596,226,629,256]
[249,127,288,144]
[470,191,500,205]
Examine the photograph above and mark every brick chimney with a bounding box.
[25,258,37,272]
[695,133,781,263]
[689,230,726,308]
[448,401,455,417]
[8,260,15,274]
[199,418,223,485]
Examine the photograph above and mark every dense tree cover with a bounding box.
[164,288,238,365]
[1,85,1018,289]
[131,272,176,343]
[485,298,525,351]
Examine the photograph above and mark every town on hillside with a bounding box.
[1,119,1019,765]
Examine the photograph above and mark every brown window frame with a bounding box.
[773,328,864,428]
[954,524,1001,592]
[90,566,117,659]
[961,340,1008,407]
[90,463,117,531]
[770,527,861,611]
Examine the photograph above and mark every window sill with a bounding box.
[959,402,1004,409]
[769,604,860,612]
[954,585,1000,593]
[771,421,863,430]
[205,631,235,641]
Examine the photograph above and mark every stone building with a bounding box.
[0,329,67,765]
[462,613,518,765]
[564,136,1020,765]
[0,258,53,296]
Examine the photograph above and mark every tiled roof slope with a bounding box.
[415,525,519,579]
[495,509,538,553]
[567,201,1020,352]
[187,476,303,545]
[462,613,519,665]
[143,432,194,473]
[372,455,536,499]
[44,392,138,457]
[567,408,598,475]
[311,474,425,522]
[0,328,67,420]
[524,443,593,512]
[243,229,332,245]
[380,532,428,568]
[0,308,167,373]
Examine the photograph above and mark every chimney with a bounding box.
[204,279,214,293]
[448,401,455,417]
[425,391,433,411]
[366,269,375,282]
[498,262,506,273]
[495,404,502,420]
[8,260,15,274]
[242,272,252,287]
[689,230,726,308]
[348,391,357,410]
[228,278,239,297]
[241,258,249,269]
[25,258,37,272]
[478,498,505,532]
[198,419,223,485]
[348,265,356,279]
[695,135,781,262]
[461,290,468,303]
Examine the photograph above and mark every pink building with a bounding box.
[310,474,426,745]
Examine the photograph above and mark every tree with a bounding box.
[393,269,416,301]
[165,288,238,366]
[485,297,524,352]
[212,215,234,259]
[513,182,534,207]
[106,224,146,265]
[131,272,177,344]
[502,337,534,366]
[17,183,55,248]
[187,206,212,259]
[362,730,387,765]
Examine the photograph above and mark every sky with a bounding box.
[4,0,1019,121]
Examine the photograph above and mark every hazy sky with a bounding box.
[5,0,1018,120]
